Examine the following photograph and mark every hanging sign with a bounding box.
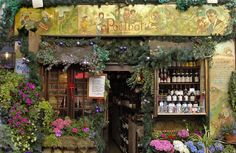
[32,0,43,8]
[88,75,106,99]
[15,58,30,78]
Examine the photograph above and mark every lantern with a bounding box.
[0,45,15,69]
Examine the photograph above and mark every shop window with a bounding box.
[45,68,93,119]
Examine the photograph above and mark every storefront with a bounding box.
[0,1,235,153]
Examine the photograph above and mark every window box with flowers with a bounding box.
[42,117,97,153]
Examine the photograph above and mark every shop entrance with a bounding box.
[105,71,142,153]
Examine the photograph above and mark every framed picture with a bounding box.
[88,75,106,99]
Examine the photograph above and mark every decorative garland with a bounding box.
[36,39,110,74]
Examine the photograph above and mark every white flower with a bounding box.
[173,140,190,153]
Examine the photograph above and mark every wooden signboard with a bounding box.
[88,75,106,99]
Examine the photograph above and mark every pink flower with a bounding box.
[150,139,174,153]
[161,133,167,138]
[64,119,72,127]
[72,128,78,133]
[177,129,189,139]
[26,98,32,105]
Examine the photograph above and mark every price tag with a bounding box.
[189,88,195,93]
[207,0,218,3]
[32,0,43,8]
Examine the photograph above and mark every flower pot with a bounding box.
[225,134,236,143]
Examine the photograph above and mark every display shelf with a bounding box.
[167,66,200,70]
[157,112,207,116]
[159,82,200,85]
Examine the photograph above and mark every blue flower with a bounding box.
[197,150,205,153]
[209,145,216,153]
[214,142,224,151]
[197,142,205,150]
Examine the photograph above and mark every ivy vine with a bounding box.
[229,71,236,118]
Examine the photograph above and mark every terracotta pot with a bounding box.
[225,134,236,143]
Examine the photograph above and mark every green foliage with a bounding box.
[89,45,110,74]
[141,97,153,153]
[0,125,14,152]
[176,0,206,11]
[127,66,154,96]
[0,70,23,109]
[220,122,236,135]
[35,100,55,134]
[189,126,213,147]
[228,71,236,115]
[91,106,106,153]
[43,134,61,147]
[222,144,236,153]
[36,42,56,66]
[20,35,40,86]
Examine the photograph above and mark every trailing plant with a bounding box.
[228,71,236,116]
[141,97,153,153]
[36,42,56,67]
[0,125,14,152]
[20,33,40,86]
[35,100,55,134]
[0,70,23,110]
[91,105,106,153]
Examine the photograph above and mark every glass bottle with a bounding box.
[167,70,171,83]
[194,71,199,83]
[176,101,182,113]
[168,101,174,113]
[190,91,195,102]
[182,101,188,113]
[189,70,193,83]
[184,87,189,102]
[181,70,185,83]
[172,70,176,83]
[177,70,181,83]
[163,69,167,83]
[187,102,193,113]
[163,100,168,113]
[185,70,189,82]
[159,100,164,113]
[167,90,172,102]
[172,90,177,102]
[159,69,163,83]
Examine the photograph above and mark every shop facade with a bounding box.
[0,1,235,153]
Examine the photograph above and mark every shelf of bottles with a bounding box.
[156,61,206,116]
[120,117,129,153]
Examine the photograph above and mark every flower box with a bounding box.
[42,136,97,153]
[225,134,236,144]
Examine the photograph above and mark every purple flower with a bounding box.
[83,127,90,133]
[27,82,35,90]
[26,98,32,105]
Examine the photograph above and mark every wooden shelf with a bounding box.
[157,112,206,116]
[167,66,200,70]
[159,82,199,85]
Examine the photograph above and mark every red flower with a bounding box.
[72,128,78,133]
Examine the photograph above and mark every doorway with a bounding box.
[106,71,141,153]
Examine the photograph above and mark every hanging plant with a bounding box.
[229,71,236,116]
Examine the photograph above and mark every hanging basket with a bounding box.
[225,134,236,144]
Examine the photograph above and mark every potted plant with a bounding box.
[221,123,236,144]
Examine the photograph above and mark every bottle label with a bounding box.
[190,96,195,101]
[172,77,176,82]
[184,96,188,101]
[178,96,183,101]
[195,76,199,82]
[167,96,172,101]
[172,95,177,101]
